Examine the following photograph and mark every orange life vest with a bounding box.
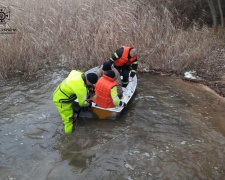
[114,46,137,66]
[93,75,118,108]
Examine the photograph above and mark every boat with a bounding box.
[73,66,137,120]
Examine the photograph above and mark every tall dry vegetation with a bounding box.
[0,0,223,78]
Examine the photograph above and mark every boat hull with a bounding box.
[73,103,120,120]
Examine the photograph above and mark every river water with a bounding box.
[0,69,225,180]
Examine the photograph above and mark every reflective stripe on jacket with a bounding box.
[53,70,88,107]
[93,75,118,108]
[114,46,137,66]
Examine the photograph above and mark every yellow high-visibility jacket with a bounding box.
[55,70,89,107]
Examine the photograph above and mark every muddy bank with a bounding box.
[186,44,225,97]
[144,68,225,98]
[201,78,225,98]
[183,76,225,98]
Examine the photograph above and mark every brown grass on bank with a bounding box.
[0,0,224,79]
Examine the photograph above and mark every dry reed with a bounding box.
[0,0,223,78]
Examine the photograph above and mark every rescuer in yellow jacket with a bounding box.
[53,70,98,133]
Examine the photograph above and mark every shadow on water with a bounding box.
[0,71,225,180]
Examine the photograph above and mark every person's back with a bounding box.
[58,70,86,104]
[94,72,118,108]
[93,70,126,108]
[96,62,122,94]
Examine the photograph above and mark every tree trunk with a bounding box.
[217,0,224,27]
[207,0,218,32]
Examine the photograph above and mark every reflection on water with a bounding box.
[0,70,225,180]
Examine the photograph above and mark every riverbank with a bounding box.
[140,31,225,98]
[183,74,225,98]
[142,70,225,98]
[0,0,224,97]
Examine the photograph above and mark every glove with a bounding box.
[119,101,127,107]
[87,99,92,108]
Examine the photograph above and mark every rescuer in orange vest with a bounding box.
[92,70,126,108]
[108,46,138,88]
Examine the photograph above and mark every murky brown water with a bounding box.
[0,70,225,180]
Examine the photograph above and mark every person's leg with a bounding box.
[54,101,74,133]
[121,66,130,88]
[53,87,74,133]
[114,66,122,75]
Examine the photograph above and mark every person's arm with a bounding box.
[110,86,126,107]
[108,48,124,65]
[76,88,90,107]
[111,86,120,106]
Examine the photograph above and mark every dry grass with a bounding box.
[0,0,224,78]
